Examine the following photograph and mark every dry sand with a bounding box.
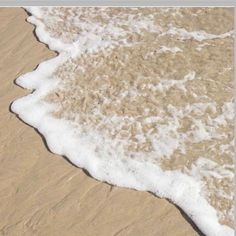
[0,8,200,236]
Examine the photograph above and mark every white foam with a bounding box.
[11,7,234,236]
[165,26,233,41]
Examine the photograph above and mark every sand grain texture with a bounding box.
[0,8,201,236]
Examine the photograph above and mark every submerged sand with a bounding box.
[0,8,199,236]
[42,7,234,229]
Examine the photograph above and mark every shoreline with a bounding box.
[0,7,200,236]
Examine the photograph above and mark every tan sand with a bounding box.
[0,8,200,236]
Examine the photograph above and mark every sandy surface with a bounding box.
[0,8,201,236]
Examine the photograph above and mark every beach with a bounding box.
[0,8,201,236]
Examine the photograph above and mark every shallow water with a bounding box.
[12,7,234,236]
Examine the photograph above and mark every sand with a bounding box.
[0,8,201,236]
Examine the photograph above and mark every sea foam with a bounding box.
[12,7,234,236]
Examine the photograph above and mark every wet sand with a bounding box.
[0,8,200,236]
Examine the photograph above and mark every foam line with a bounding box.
[11,7,234,236]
